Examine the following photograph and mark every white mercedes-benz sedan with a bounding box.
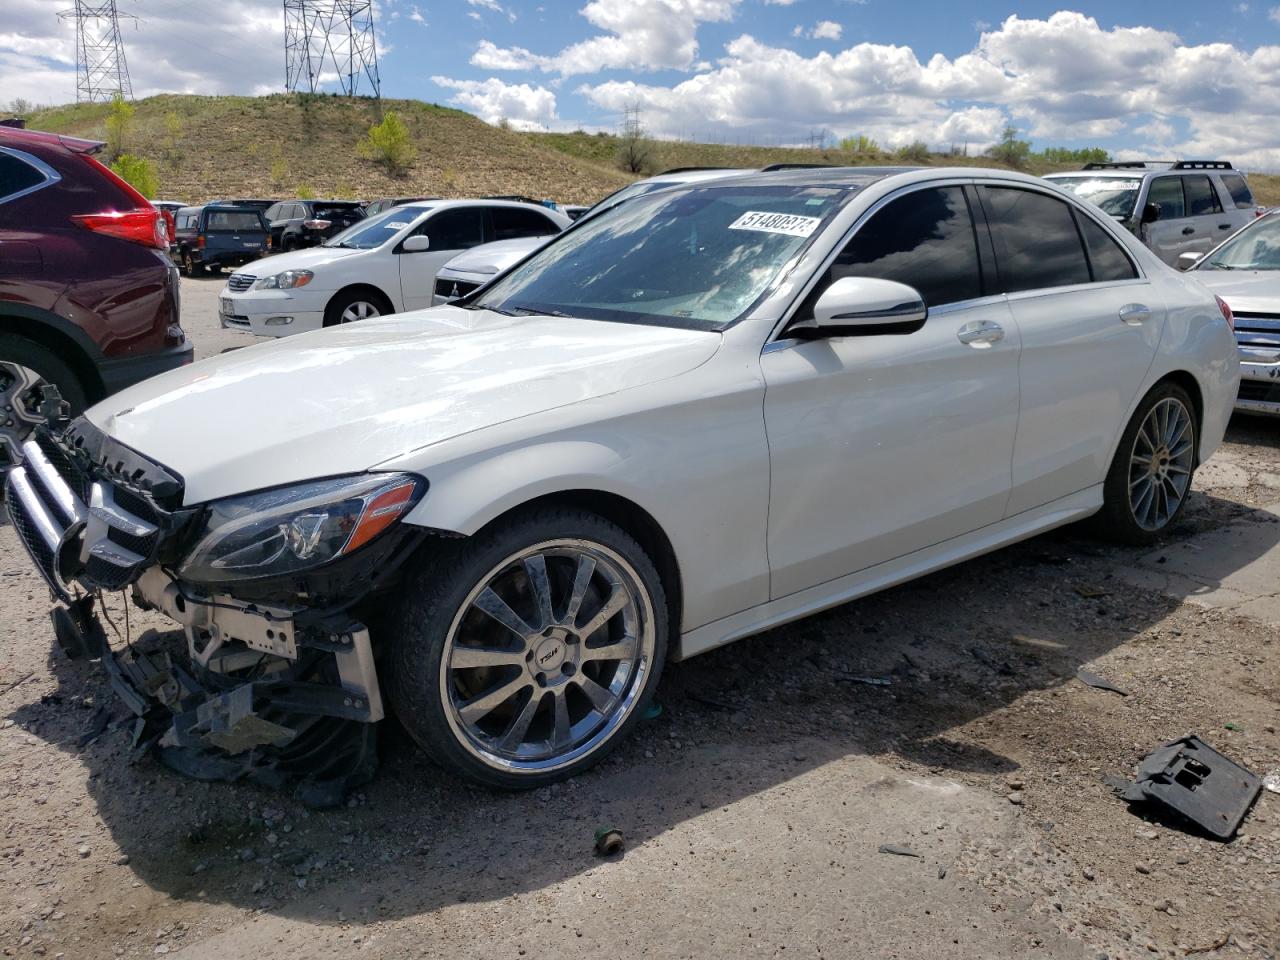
[5,167,1238,798]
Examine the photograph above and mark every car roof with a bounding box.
[0,126,104,155]
[399,198,565,213]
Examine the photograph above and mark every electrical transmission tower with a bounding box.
[283,0,381,98]
[57,1,135,103]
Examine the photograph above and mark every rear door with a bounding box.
[488,205,562,242]
[397,206,488,310]
[979,184,1163,515]
[762,183,1022,597]
[1182,174,1231,254]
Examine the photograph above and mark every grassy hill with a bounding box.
[529,130,1280,207]
[26,94,633,205]
[24,94,1280,208]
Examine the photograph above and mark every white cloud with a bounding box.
[472,0,739,75]
[468,0,504,10]
[576,12,1280,168]
[431,75,558,130]
[811,20,842,40]
[408,6,426,25]
[1269,5,1280,22]
[763,0,798,5]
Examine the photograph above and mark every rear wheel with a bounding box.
[0,335,88,472]
[1096,381,1198,544]
[387,509,668,789]
[182,250,205,278]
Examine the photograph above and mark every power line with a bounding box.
[57,0,135,103]
[283,0,380,98]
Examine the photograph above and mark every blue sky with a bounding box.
[6,1,1280,167]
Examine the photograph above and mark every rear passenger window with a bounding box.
[0,152,47,201]
[1183,176,1221,216]
[1075,213,1138,282]
[490,206,559,241]
[822,186,982,308]
[1148,178,1185,219]
[1220,173,1254,208]
[423,209,485,250]
[982,187,1091,292]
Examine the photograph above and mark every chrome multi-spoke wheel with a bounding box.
[440,539,656,773]
[1128,396,1195,531]
[0,361,49,472]
[1098,382,1197,544]
[340,300,380,324]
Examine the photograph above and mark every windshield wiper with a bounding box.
[511,306,574,318]
[1206,260,1237,270]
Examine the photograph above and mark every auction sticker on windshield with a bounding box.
[729,211,821,238]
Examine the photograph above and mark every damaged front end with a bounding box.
[5,412,425,806]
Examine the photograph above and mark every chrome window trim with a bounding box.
[0,146,62,206]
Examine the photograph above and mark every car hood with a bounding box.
[238,245,363,276]
[85,307,722,505]
[1192,269,1280,313]
[439,237,549,278]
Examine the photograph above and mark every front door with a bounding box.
[762,185,1022,599]
[398,207,488,311]
[1144,176,1205,265]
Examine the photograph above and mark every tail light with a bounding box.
[197,234,206,250]
[302,219,331,231]
[71,154,167,249]
[1216,295,1235,331]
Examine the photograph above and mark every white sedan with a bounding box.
[218,199,569,337]
[6,167,1238,795]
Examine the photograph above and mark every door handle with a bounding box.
[1119,303,1151,325]
[956,319,1004,347]
[1218,223,1232,230]
[1181,226,1195,235]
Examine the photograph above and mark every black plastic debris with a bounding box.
[1076,667,1128,697]
[1114,735,1261,840]
[877,844,921,858]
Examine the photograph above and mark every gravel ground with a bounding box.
[1,275,1278,959]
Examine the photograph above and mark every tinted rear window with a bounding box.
[1183,176,1221,216]
[1076,214,1138,282]
[982,186,1091,292]
[0,152,47,200]
[206,210,264,231]
[1220,173,1255,208]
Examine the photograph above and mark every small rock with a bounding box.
[114,854,130,866]
[1007,791,1024,805]
[1136,829,1158,840]
[1082,868,1095,881]
[1136,863,1152,875]
[77,845,90,859]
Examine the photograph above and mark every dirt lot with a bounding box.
[2,276,1278,959]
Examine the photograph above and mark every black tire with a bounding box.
[281,235,297,252]
[1095,381,1198,545]
[0,334,89,470]
[181,250,205,278]
[386,508,669,789]
[323,288,391,328]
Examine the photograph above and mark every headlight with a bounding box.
[254,269,314,290]
[178,474,424,584]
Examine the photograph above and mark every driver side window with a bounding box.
[807,186,983,314]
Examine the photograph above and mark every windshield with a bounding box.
[1202,214,1280,270]
[322,207,425,249]
[471,183,849,331]
[1049,177,1142,218]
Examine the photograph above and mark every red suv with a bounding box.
[0,125,192,469]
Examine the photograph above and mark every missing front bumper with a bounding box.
[63,569,386,807]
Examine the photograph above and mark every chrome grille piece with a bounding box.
[227,273,256,292]
[3,431,175,597]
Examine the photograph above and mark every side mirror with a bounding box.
[793,277,928,338]
[1141,201,1161,225]
[401,235,431,253]
[1177,251,1202,272]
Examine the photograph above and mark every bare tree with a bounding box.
[616,104,653,175]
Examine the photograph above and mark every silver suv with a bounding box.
[1045,161,1258,267]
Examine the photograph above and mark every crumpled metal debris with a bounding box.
[1076,667,1128,697]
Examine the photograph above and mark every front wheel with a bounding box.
[324,289,388,327]
[1096,382,1198,544]
[387,509,668,789]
